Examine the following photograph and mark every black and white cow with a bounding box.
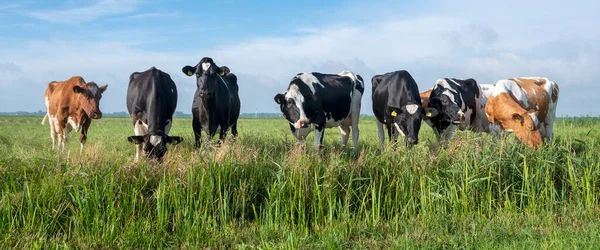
[372,70,424,150]
[273,71,364,154]
[126,67,183,161]
[182,57,240,147]
[424,78,488,142]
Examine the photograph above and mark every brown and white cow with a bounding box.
[485,77,559,149]
[41,76,107,152]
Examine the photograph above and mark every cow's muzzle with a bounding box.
[294,119,310,129]
[452,113,465,124]
[406,137,418,148]
[90,112,102,119]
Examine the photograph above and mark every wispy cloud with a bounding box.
[24,0,139,24]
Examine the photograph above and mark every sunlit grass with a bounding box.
[0,116,599,248]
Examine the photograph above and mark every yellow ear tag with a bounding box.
[391,111,397,117]
[219,72,225,76]
[186,70,193,76]
[426,112,432,117]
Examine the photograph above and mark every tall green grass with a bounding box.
[0,116,599,248]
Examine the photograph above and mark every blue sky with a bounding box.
[0,0,599,116]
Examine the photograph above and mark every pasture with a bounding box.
[1,116,599,248]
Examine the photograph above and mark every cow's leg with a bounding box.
[58,117,71,151]
[231,122,238,142]
[79,118,91,154]
[49,115,57,149]
[192,114,202,148]
[339,123,350,147]
[314,124,325,150]
[133,120,147,162]
[350,112,360,155]
[376,120,385,152]
[219,125,227,144]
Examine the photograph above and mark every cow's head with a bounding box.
[127,134,183,160]
[274,81,316,127]
[73,82,107,119]
[182,57,223,98]
[424,85,464,131]
[388,103,423,147]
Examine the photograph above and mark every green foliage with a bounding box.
[0,116,599,248]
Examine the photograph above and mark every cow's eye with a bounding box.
[287,99,294,105]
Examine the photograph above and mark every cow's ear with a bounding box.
[512,113,524,124]
[127,136,145,144]
[166,136,183,145]
[182,65,196,77]
[274,94,285,105]
[425,107,438,118]
[208,63,221,76]
[99,85,108,94]
[73,85,86,94]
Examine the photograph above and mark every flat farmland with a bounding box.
[1,116,599,249]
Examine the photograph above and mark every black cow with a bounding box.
[273,71,364,154]
[372,70,424,150]
[424,78,488,142]
[182,57,240,147]
[126,67,183,161]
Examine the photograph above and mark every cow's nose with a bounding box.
[91,112,102,119]
[406,137,418,147]
[295,119,309,129]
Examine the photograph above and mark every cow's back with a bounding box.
[45,76,86,114]
[127,68,177,118]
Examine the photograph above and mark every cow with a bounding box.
[126,67,183,161]
[42,76,107,152]
[371,70,424,150]
[182,57,240,147]
[273,71,364,154]
[423,78,489,142]
[420,88,432,110]
[485,77,559,149]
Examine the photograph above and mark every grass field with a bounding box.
[1,116,599,249]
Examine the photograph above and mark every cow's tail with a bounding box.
[41,113,48,125]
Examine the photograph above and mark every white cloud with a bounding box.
[1,0,598,116]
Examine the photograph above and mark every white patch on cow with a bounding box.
[45,96,49,107]
[492,79,530,109]
[435,79,458,93]
[529,112,539,128]
[67,117,80,132]
[150,135,162,146]
[134,120,148,136]
[394,123,405,137]
[88,85,98,96]
[285,84,309,128]
[297,73,324,93]
[171,89,174,93]
[201,62,211,71]
[406,104,419,115]
[442,90,456,104]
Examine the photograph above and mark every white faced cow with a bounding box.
[182,57,240,148]
[372,70,424,151]
[423,78,489,143]
[126,67,183,162]
[274,71,364,154]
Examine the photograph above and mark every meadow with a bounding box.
[1,115,599,249]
